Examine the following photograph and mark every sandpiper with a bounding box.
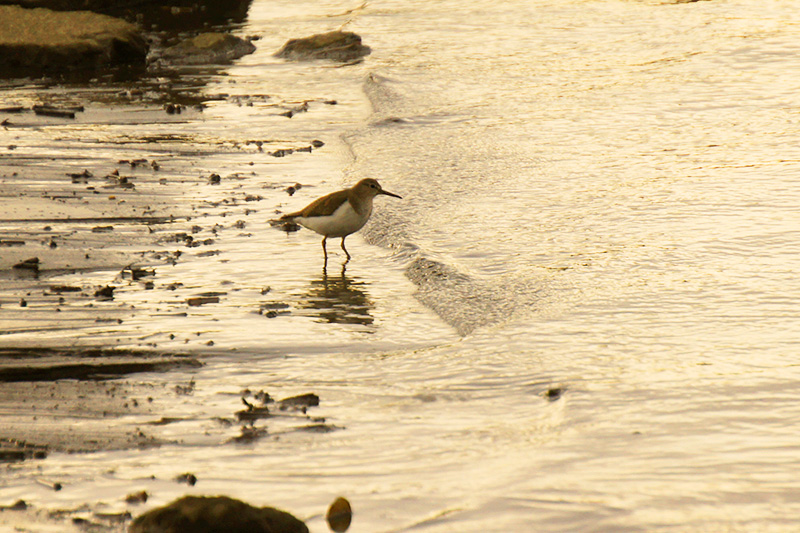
[280,178,401,263]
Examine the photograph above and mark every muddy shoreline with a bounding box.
[0,31,369,533]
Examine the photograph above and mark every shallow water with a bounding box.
[3,0,800,531]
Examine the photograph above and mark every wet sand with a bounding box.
[0,74,349,530]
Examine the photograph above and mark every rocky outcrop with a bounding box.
[159,32,256,66]
[128,495,308,533]
[0,1,253,32]
[0,5,147,76]
[275,31,370,62]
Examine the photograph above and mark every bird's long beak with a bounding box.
[380,189,402,199]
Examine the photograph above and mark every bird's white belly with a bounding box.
[297,201,370,238]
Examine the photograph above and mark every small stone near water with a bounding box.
[0,449,26,462]
[33,105,77,119]
[326,497,352,533]
[161,32,256,66]
[175,472,197,486]
[279,102,308,118]
[122,266,155,281]
[13,257,39,271]
[125,490,149,504]
[187,296,220,307]
[94,285,115,299]
[275,31,370,62]
[48,285,81,294]
[545,387,563,401]
[236,403,271,422]
[128,495,308,533]
[2,499,28,511]
[278,393,320,412]
[164,103,183,115]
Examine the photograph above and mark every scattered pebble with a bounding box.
[94,286,115,299]
[545,387,563,401]
[175,472,197,486]
[187,296,220,306]
[125,491,148,504]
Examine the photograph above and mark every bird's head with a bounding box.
[355,178,402,199]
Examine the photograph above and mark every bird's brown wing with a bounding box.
[281,190,348,219]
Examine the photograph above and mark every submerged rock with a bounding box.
[160,32,256,65]
[128,495,308,533]
[275,31,370,62]
[0,5,147,76]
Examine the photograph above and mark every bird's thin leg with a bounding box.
[341,237,351,261]
[322,236,328,268]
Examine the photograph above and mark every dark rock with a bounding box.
[125,490,148,504]
[128,495,308,533]
[94,285,115,299]
[279,102,308,118]
[12,257,39,271]
[235,404,270,422]
[122,266,155,280]
[275,31,370,62]
[160,32,256,65]
[175,472,197,486]
[187,296,219,307]
[0,1,254,33]
[278,393,319,410]
[48,285,82,293]
[326,497,352,533]
[0,6,147,77]
[2,499,28,511]
[34,105,77,118]
[0,449,26,462]
[545,387,563,401]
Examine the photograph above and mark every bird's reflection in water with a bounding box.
[298,263,374,328]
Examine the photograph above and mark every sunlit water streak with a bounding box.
[3,0,800,531]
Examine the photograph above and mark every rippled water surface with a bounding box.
[3,0,800,531]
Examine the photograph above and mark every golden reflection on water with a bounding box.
[297,263,375,328]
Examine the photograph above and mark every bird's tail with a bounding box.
[270,212,302,232]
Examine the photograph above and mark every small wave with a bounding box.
[405,256,515,336]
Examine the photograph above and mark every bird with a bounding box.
[280,178,401,264]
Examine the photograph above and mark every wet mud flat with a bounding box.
[0,347,332,532]
[0,64,355,529]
